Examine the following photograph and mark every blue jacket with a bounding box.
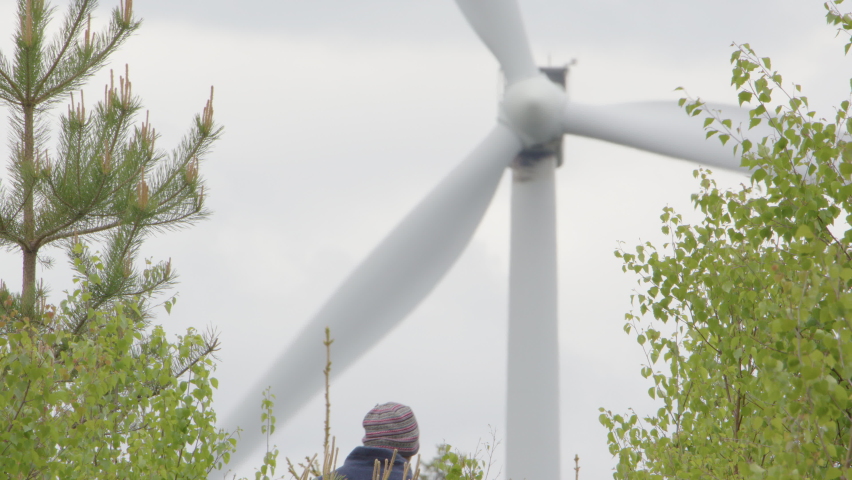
[322,446,414,480]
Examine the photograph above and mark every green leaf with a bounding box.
[802,366,821,380]
[796,224,814,239]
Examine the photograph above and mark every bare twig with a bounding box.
[323,327,334,455]
[574,454,580,480]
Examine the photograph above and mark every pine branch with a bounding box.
[60,223,183,335]
[40,219,120,244]
[32,86,141,244]
[12,0,54,102]
[34,6,140,104]
[33,0,94,98]
[0,55,24,101]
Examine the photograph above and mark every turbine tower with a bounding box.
[220,1,760,478]
[505,65,566,480]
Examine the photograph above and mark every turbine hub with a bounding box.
[499,75,566,148]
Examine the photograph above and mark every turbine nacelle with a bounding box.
[499,75,567,148]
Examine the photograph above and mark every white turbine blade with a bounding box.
[455,0,539,85]
[562,101,772,172]
[220,124,522,471]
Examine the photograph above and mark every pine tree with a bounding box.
[0,2,237,476]
[0,0,221,323]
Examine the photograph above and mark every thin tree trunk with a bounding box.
[21,103,37,318]
[22,247,37,317]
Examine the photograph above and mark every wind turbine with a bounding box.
[222,1,757,478]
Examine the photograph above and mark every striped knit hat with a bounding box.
[362,402,420,456]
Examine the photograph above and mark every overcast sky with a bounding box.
[1,1,851,478]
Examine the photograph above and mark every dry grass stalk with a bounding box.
[382,450,397,480]
[409,454,421,480]
[369,449,420,480]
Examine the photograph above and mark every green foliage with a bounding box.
[602,2,852,479]
[0,255,237,478]
[421,435,500,480]
[246,387,282,480]
[424,445,483,480]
